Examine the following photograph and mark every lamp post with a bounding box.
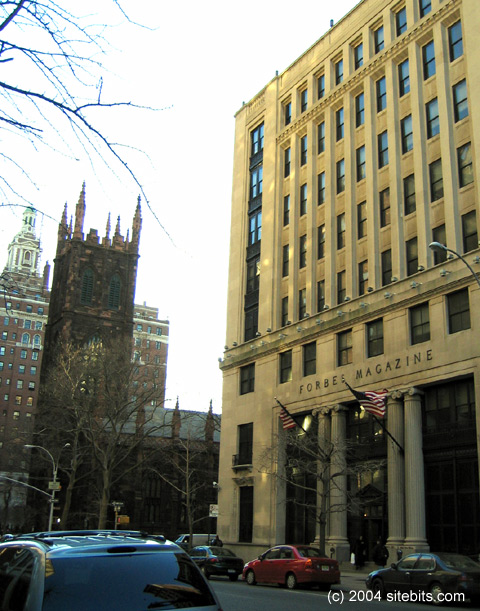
[24,443,70,531]
[429,242,480,289]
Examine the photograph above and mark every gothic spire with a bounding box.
[73,182,86,239]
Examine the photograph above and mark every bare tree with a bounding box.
[259,423,386,554]
[0,0,168,232]
[33,337,169,529]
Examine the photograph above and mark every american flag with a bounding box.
[275,398,297,430]
[345,382,388,418]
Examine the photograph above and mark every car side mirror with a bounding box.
[391,562,397,570]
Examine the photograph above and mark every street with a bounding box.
[209,577,474,610]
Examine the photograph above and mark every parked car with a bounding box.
[175,534,216,550]
[366,552,480,605]
[0,530,223,610]
[242,544,340,590]
[189,545,244,580]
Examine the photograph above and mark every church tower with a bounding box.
[44,184,142,353]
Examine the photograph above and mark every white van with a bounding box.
[175,534,215,549]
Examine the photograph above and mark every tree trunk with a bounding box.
[97,467,110,529]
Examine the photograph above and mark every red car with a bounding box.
[242,545,340,589]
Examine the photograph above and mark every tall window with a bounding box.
[357,201,367,239]
[337,270,346,304]
[335,59,343,85]
[378,131,388,168]
[317,74,325,99]
[245,307,258,342]
[356,145,366,182]
[462,211,477,253]
[458,143,473,188]
[429,159,443,201]
[336,107,344,141]
[406,237,418,276]
[108,274,121,309]
[251,124,264,155]
[317,172,325,205]
[299,235,307,268]
[303,341,316,376]
[410,303,430,344]
[422,41,435,80]
[337,330,353,366]
[247,258,260,291]
[355,92,365,127]
[401,115,413,153]
[250,165,263,200]
[358,260,368,296]
[382,249,392,286]
[354,43,363,69]
[298,288,307,320]
[80,268,94,305]
[448,21,463,62]
[376,76,387,112]
[367,319,384,357]
[398,59,410,96]
[432,225,447,264]
[282,245,289,277]
[240,364,255,395]
[404,174,416,215]
[238,423,253,464]
[336,159,345,194]
[453,80,468,123]
[281,296,289,326]
[426,98,439,138]
[317,280,325,312]
[284,147,291,177]
[318,121,325,153]
[447,289,470,334]
[380,188,390,227]
[279,350,293,384]
[419,0,431,18]
[248,211,262,245]
[283,195,290,226]
[284,101,292,126]
[337,213,346,250]
[374,26,384,53]
[239,487,253,543]
[300,88,308,112]
[396,7,407,36]
[300,183,307,216]
[317,225,326,259]
[300,136,307,166]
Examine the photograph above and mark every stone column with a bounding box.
[404,387,429,551]
[326,404,350,562]
[386,391,405,554]
[313,407,331,550]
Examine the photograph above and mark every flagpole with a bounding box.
[274,397,309,434]
[371,413,404,455]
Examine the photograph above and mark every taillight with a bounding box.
[458,574,468,583]
[208,557,218,563]
[305,558,313,568]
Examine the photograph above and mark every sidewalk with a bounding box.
[334,563,372,592]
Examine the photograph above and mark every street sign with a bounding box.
[117,515,130,524]
[209,504,218,518]
[48,481,61,491]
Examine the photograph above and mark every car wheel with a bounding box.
[372,578,386,599]
[202,566,210,580]
[429,582,444,605]
[229,574,239,581]
[245,570,256,586]
[286,572,297,590]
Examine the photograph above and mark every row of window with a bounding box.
[2,395,34,406]
[0,363,38,374]
[3,305,45,316]
[135,324,164,335]
[80,268,122,310]
[0,347,40,362]
[1,331,42,347]
[134,338,164,350]
[281,210,476,294]
[282,5,458,125]
[241,287,470,394]
[0,377,36,388]
[133,351,164,364]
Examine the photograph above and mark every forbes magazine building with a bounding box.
[218,0,480,563]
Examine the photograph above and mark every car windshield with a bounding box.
[209,547,235,557]
[43,551,217,610]
[437,554,480,570]
[296,547,323,558]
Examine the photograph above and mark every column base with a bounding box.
[325,538,351,563]
[402,538,430,555]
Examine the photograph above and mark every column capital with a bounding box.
[312,407,331,417]
[406,387,424,397]
[331,403,349,415]
[389,390,404,401]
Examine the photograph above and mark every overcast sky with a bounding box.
[0,0,360,413]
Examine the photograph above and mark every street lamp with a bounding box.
[429,242,480,289]
[24,443,70,531]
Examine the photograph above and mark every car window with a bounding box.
[297,547,322,558]
[264,549,281,560]
[439,554,480,570]
[398,555,420,570]
[416,556,435,571]
[190,548,206,557]
[210,547,235,557]
[279,549,293,559]
[0,546,35,611]
[42,551,217,610]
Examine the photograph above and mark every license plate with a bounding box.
[321,565,330,571]
[228,569,235,573]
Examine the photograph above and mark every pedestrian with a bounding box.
[353,535,366,570]
[212,535,223,547]
[372,538,389,567]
